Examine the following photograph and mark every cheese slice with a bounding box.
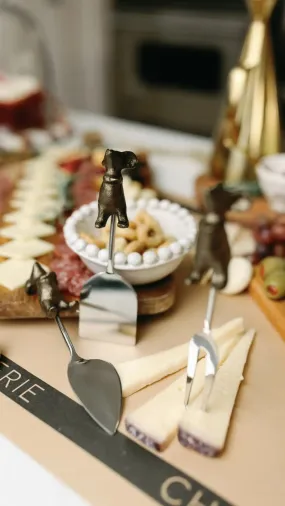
[0,259,49,290]
[0,239,54,259]
[13,187,59,201]
[125,333,240,451]
[117,317,244,397]
[3,212,32,224]
[11,197,62,213]
[178,329,255,456]
[2,214,46,227]
[24,156,56,170]
[0,222,56,240]
[18,176,57,189]
[3,207,59,223]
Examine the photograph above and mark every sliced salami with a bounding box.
[53,243,78,260]
[68,269,92,297]
[50,258,77,272]
[56,270,72,292]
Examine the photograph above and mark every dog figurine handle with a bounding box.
[189,184,242,290]
[95,149,138,229]
[25,262,78,319]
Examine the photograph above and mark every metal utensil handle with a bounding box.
[55,315,80,361]
[25,262,79,317]
[203,286,216,335]
[95,149,139,231]
[107,214,116,275]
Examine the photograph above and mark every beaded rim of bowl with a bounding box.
[63,198,197,270]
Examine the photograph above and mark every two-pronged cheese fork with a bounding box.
[184,286,219,411]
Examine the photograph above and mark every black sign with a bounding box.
[0,356,234,506]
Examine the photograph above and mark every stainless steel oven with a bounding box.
[113,8,248,135]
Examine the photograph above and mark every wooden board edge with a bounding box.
[249,276,285,342]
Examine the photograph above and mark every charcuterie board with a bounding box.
[1,260,285,506]
[0,157,176,319]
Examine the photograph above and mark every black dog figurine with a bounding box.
[25,262,78,318]
[95,149,138,229]
[190,183,242,290]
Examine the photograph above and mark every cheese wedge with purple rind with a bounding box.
[178,329,255,456]
[125,332,241,451]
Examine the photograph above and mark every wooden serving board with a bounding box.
[0,274,176,319]
[249,272,285,342]
[0,163,176,319]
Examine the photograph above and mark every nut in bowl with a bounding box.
[63,199,197,285]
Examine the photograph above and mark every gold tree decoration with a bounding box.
[209,0,281,186]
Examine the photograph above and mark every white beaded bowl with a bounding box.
[63,198,197,285]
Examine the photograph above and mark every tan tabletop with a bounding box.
[1,260,285,506]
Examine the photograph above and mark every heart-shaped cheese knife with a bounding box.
[25,262,122,436]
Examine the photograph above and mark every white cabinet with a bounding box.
[0,0,112,113]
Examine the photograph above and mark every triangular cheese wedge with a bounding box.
[178,329,255,456]
[118,317,244,397]
[125,331,241,451]
[0,222,55,240]
[0,239,54,259]
[0,259,49,290]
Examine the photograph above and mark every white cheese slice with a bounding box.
[3,207,59,222]
[0,222,55,240]
[117,317,244,397]
[43,144,82,161]
[13,187,58,201]
[17,179,58,193]
[0,239,54,259]
[3,212,30,224]
[24,157,56,172]
[0,259,49,290]
[11,197,62,213]
[125,333,240,451]
[178,329,255,456]
[2,213,46,226]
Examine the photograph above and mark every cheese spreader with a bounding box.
[79,149,139,346]
[25,262,122,435]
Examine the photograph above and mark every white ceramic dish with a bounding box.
[256,154,285,213]
[63,199,197,285]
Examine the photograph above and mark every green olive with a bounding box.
[259,257,285,280]
[264,270,285,300]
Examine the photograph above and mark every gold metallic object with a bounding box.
[209,0,281,185]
